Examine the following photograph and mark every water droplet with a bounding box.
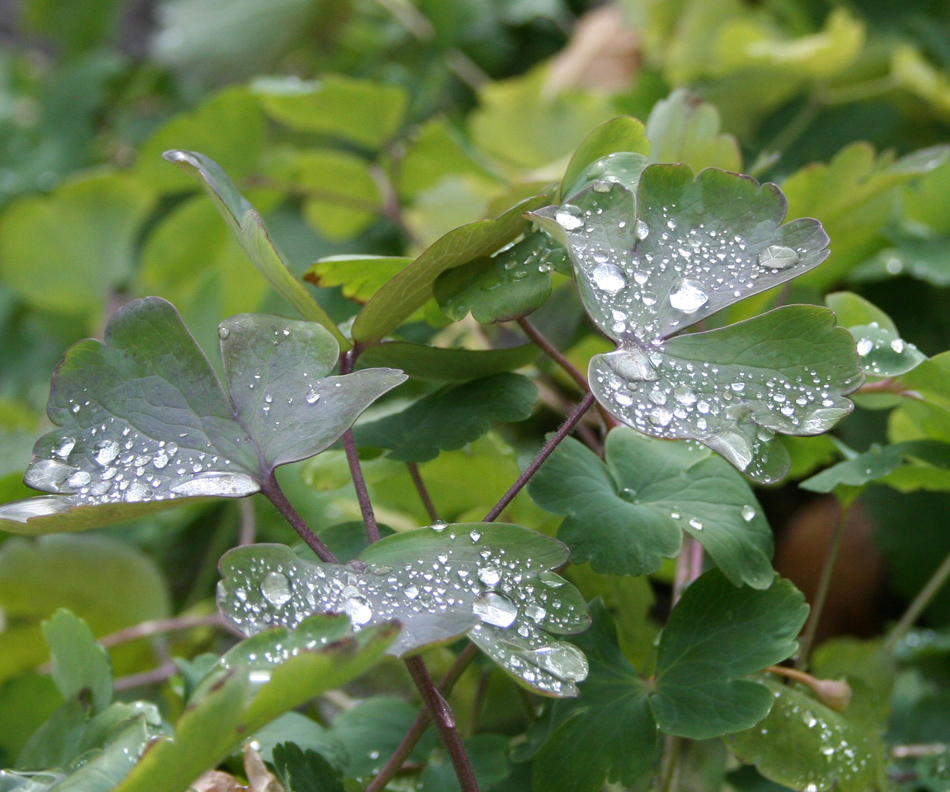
[674,386,697,406]
[404,585,419,600]
[24,459,77,492]
[473,592,518,628]
[591,263,626,293]
[306,389,320,404]
[591,180,610,193]
[641,291,658,306]
[609,348,658,381]
[218,326,231,340]
[0,496,72,522]
[741,504,756,522]
[890,338,905,353]
[342,590,373,625]
[555,205,584,231]
[524,643,589,683]
[688,517,703,530]
[635,219,650,240]
[525,603,547,622]
[539,570,566,588]
[54,438,76,459]
[856,338,873,356]
[170,472,259,497]
[669,278,709,313]
[478,566,502,587]
[125,481,149,502]
[758,245,799,270]
[94,440,120,466]
[262,572,292,606]
[66,470,91,488]
[649,407,672,427]
[431,521,447,532]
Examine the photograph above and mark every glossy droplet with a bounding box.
[54,438,76,459]
[305,389,320,404]
[473,592,518,628]
[524,643,589,683]
[478,566,502,587]
[758,245,799,270]
[688,517,703,531]
[66,470,91,488]
[610,348,658,381]
[24,459,77,492]
[856,338,873,356]
[635,219,649,240]
[404,585,419,600]
[525,603,547,622]
[342,592,373,625]
[0,496,72,523]
[555,205,584,231]
[641,291,657,306]
[669,278,709,314]
[891,338,905,353]
[591,263,626,294]
[261,571,292,606]
[741,504,756,522]
[170,472,259,498]
[94,440,120,466]
[218,326,231,340]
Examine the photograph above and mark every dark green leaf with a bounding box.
[560,116,650,200]
[357,342,539,382]
[218,523,590,695]
[163,150,346,346]
[652,569,808,738]
[529,428,774,588]
[419,734,511,792]
[273,742,343,792]
[0,299,403,533]
[352,189,555,344]
[354,374,538,462]
[800,445,903,493]
[42,610,112,715]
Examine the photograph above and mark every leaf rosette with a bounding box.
[218,522,591,696]
[532,162,863,482]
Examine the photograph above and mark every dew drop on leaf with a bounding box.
[478,566,502,587]
[262,571,292,606]
[758,245,799,270]
[741,504,756,522]
[473,592,519,628]
[24,459,78,492]
[94,440,120,466]
[169,471,259,497]
[635,219,650,240]
[555,205,584,230]
[218,326,230,340]
[305,389,320,404]
[856,338,873,356]
[524,642,589,683]
[54,438,76,459]
[688,517,703,530]
[591,263,626,293]
[669,278,709,314]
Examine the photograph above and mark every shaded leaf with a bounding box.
[419,734,511,792]
[644,89,742,173]
[800,445,902,493]
[529,428,774,588]
[249,713,347,772]
[273,742,342,792]
[163,150,346,346]
[354,374,538,462]
[42,610,112,715]
[357,342,539,382]
[304,257,412,305]
[0,299,403,533]
[218,523,590,695]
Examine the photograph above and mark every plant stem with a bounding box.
[797,500,850,669]
[238,498,256,546]
[657,735,682,792]
[483,392,597,522]
[404,656,479,792]
[517,317,618,428]
[407,461,440,522]
[99,614,234,647]
[366,644,479,792]
[856,378,924,400]
[113,662,179,691]
[884,545,950,654]
[260,474,338,563]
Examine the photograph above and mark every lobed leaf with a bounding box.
[529,429,773,587]
[0,299,404,533]
[356,341,539,382]
[560,116,651,200]
[218,523,591,696]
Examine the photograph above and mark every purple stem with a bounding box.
[407,461,440,523]
[260,474,338,563]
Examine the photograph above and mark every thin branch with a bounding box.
[260,474,338,563]
[672,536,694,607]
[517,317,618,429]
[404,656,479,792]
[797,500,851,669]
[483,392,596,522]
[366,644,479,792]
[113,662,179,692]
[98,614,234,648]
[407,461,440,523]
[856,378,924,400]
[884,545,950,654]
[238,498,256,546]
[764,664,852,711]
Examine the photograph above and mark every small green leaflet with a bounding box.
[0,298,404,533]
[354,373,538,462]
[42,609,112,716]
[218,523,591,696]
[528,428,774,588]
[531,573,808,792]
[801,440,950,494]
[532,166,862,482]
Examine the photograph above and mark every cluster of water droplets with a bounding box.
[24,414,260,506]
[547,178,820,345]
[850,322,925,377]
[218,524,590,696]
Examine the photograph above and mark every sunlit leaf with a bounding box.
[304,256,412,305]
[529,428,773,588]
[218,523,590,696]
[560,116,651,200]
[644,90,741,173]
[42,610,112,715]
[0,299,403,533]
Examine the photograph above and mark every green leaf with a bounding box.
[218,523,590,695]
[532,601,659,792]
[590,306,861,483]
[651,569,808,738]
[644,90,741,173]
[113,615,395,792]
[273,743,343,792]
[163,150,347,346]
[0,299,404,533]
[354,374,538,462]
[0,172,154,320]
[560,116,651,200]
[529,428,774,587]
[248,713,347,771]
[825,292,896,333]
[135,87,265,194]
[0,535,169,685]
[419,734,511,792]
[800,445,902,493]
[42,610,112,715]
[802,440,950,495]
[0,675,64,763]
[255,75,407,149]
[727,678,888,792]
[352,189,555,344]
[357,342,539,382]
[304,257,412,305]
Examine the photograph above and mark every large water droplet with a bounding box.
[555,205,584,231]
[262,571,292,606]
[342,590,373,625]
[478,566,502,587]
[591,263,626,294]
[758,245,799,270]
[24,459,78,493]
[635,219,650,240]
[54,438,76,459]
[669,278,709,314]
[218,326,231,340]
[524,643,589,683]
[306,389,320,404]
[741,504,756,522]
[609,348,658,381]
[473,592,518,628]
[170,472,259,497]
[94,440,120,466]
[0,496,71,523]
[856,338,873,356]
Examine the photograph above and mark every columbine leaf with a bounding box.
[560,116,651,200]
[112,614,396,792]
[651,569,808,739]
[528,428,774,588]
[0,298,404,533]
[433,231,568,324]
[800,445,903,493]
[42,610,112,715]
[802,440,950,495]
[163,150,347,347]
[218,523,591,696]
[590,307,861,483]
[357,342,539,382]
[354,374,538,462]
[303,256,412,304]
[726,678,888,792]
[534,167,830,345]
[644,89,742,173]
